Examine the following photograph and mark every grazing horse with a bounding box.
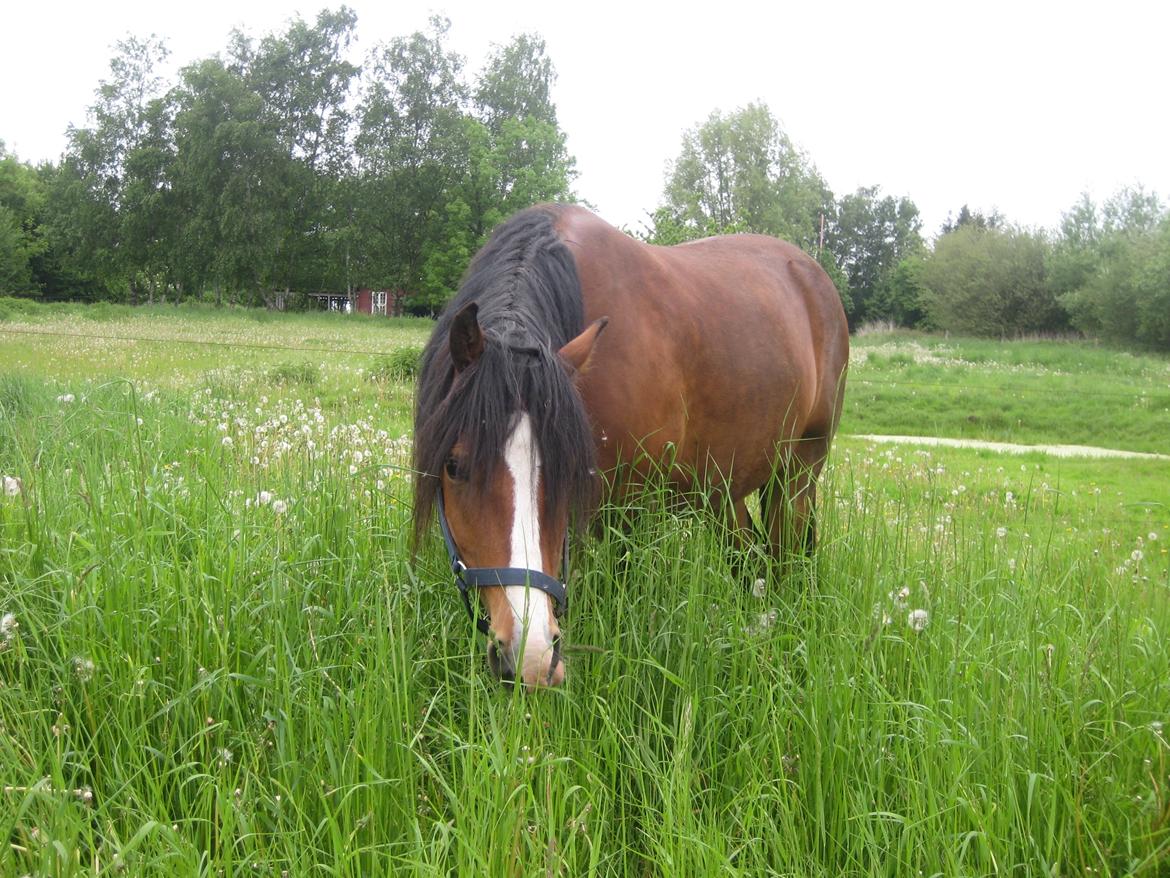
[413,204,848,688]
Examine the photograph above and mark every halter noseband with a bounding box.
[434,490,569,637]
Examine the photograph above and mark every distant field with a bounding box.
[2,307,1169,875]
[846,330,1170,453]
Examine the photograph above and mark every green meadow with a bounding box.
[2,306,1169,876]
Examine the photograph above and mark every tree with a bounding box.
[0,143,48,293]
[920,225,1063,336]
[51,35,174,301]
[240,7,359,295]
[1057,188,1170,349]
[828,185,923,325]
[657,103,832,251]
[473,33,558,134]
[868,255,929,328]
[417,34,577,304]
[939,204,1003,235]
[353,15,467,308]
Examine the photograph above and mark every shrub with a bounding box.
[368,346,422,382]
[920,226,1066,337]
[268,361,320,387]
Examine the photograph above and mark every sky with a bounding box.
[3,0,1168,239]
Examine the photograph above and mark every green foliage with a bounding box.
[368,345,423,382]
[920,225,1064,337]
[1053,188,1170,350]
[829,185,924,325]
[656,103,831,249]
[12,15,576,311]
[867,254,929,328]
[267,360,321,386]
[0,144,49,293]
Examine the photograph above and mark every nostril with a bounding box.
[487,640,516,684]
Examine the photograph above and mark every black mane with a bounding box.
[412,205,597,547]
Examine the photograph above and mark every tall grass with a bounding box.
[2,366,1167,875]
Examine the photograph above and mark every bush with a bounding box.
[920,226,1066,337]
[368,346,422,382]
[0,295,42,321]
[268,361,320,387]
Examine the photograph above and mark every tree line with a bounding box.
[0,9,573,314]
[644,104,1170,350]
[2,8,1168,348]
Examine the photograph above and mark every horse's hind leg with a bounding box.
[720,493,766,587]
[760,434,831,562]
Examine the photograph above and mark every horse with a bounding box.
[413,204,849,689]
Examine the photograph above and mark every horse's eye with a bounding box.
[444,456,464,481]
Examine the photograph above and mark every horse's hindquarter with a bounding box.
[556,207,847,500]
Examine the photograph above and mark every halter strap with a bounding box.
[435,491,569,637]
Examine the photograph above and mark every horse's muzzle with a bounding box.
[487,635,564,689]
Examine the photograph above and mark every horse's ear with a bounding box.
[558,316,609,376]
[449,302,484,372]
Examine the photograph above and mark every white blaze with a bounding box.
[502,413,554,664]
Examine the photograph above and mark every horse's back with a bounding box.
[551,205,848,498]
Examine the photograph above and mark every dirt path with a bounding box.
[849,434,1169,461]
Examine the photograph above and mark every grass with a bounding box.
[847,331,1170,453]
[1,311,1169,875]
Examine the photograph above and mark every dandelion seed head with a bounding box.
[271,499,288,515]
[73,656,95,681]
[2,475,21,496]
[996,526,1007,539]
[907,609,929,632]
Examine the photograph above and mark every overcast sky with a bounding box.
[4,0,1167,238]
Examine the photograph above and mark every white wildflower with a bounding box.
[73,656,95,682]
[996,526,1007,539]
[218,748,233,767]
[1149,532,1159,542]
[907,609,929,632]
[56,393,75,403]
[0,612,17,649]
[348,464,358,475]
[1132,549,1144,562]
[271,499,288,515]
[257,490,273,506]
[3,475,22,496]
[221,436,233,447]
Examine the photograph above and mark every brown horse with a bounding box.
[413,204,848,689]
